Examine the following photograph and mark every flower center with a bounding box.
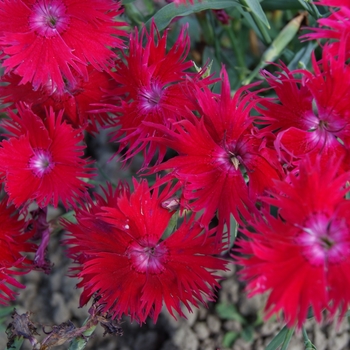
[29,0,70,37]
[138,84,163,112]
[29,149,55,177]
[127,238,168,274]
[296,213,350,266]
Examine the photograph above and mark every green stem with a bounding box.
[302,326,317,350]
[68,319,98,350]
[208,11,222,63]
[224,25,247,81]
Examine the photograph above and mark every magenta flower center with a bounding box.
[305,99,348,145]
[29,1,70,37]
[127,238,169,274]
[296,213,350,266]
[29,149,55,177]
[216,142,247,176]
[139,84,164,112]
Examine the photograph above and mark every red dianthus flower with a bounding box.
[0,103,94,208]
[106,22,212,166]
[258,45,350,170]
[0,0,127,93]
[0,67,117,133]
[148,69,282,236]
[64,179,228,324]
[233,156,350,328]
[0,197,35,304]
[303,1,350,55]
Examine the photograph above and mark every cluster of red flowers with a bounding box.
[0,0,349,331]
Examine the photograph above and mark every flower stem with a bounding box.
[302,326,317,349]
[224,24,247,81]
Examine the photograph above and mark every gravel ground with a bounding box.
[1,131,350,350]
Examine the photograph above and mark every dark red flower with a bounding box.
[258,45,350,170]
[64,179,228,324]
[233,156,350,328]
[105,22,212,167]
[0,0,127,93]
[0,103,94,208]
[0,66,117,133]
[148,69,282,236]
[0,197,35,304]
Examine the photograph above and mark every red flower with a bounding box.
[0,103,94,208]
[64,179,227,324]
[302,1,350,56]
[0,197,35,304]
[106,22,212,166]
[0,0,127,93]
[0,66,117,133]
[258,45,350,169]
[233,156,350,328]
[148,69,282,235]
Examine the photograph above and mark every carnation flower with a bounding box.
[147,69,282,235]
[0,66,117,133]
[302,1,350,55]
[105,22,212,166]
[0,197,35,304]
[258,45,350,170]
[0,103,94,208]
[64,179,228,324]
[233,156,350,328]
[0,0,127,93]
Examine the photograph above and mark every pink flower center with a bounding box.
[29,1,70,37]
[296,213,350,266]
[127,238,169,274]
[29,149,55,177]
[138,84,163,112]
[215,142,247,177]
[305,99,347,145]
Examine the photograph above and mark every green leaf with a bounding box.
[239,0,270,28]
[215,303,247,324]
[222,214,238,253]
[281,327,295,350]
[243,12,306,84]
[241,325,254,342]
[261,0,306,11]
[145,0,240,32]
[68,324,97,350]
[6,337,24,350]
[222,331,239,348]
[265,325,294,350]
[288,41,317,70]
[0,306,15,318]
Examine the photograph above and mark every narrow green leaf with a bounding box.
[265,326,291,350]
[288,42,317,70]
[0,306,15,318]
[6,337,24,350]
[243,12,306,84]
[281,327,295,350]
[145,0,239,32]
[261,0,306,11]
[240,0,270,28]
